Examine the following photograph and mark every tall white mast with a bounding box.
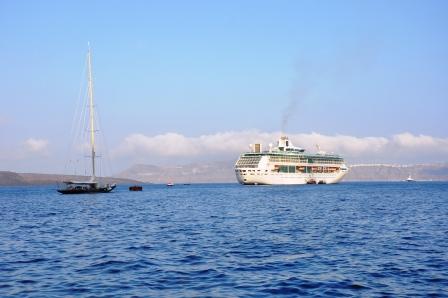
[87,43,96,181]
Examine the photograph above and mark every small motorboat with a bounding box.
[129,185,143,191]
[405,175,415,182]
[166,182,174,187]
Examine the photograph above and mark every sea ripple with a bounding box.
[0,182,447,297]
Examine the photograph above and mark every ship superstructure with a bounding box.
[235,136,348,185]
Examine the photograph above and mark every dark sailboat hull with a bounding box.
[57,184,116,194]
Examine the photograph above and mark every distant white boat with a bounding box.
[405,175,416,182]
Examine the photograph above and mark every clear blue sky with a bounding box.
[1,0,447,172]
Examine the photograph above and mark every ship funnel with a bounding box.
[278,136,290,151]
[254,143,262,153]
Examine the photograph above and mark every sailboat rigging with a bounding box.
[58,44,116,194]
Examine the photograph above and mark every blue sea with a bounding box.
[0,182,447,297]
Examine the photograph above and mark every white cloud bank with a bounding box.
[24,138,49,153]
[113,131,448,164]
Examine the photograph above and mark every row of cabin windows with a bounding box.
[236,169,269,175]
[274,165,340,174]
[308,158,343,164]
[236,156,262,168]
[269,156,307,163]
[236,167,339,174]
[269,156,342,164]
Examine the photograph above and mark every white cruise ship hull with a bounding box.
[235,169,347,185]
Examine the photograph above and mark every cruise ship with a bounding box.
[235,136,348,185]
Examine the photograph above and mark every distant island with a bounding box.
[345,163,448,181]
[117,162,448,184]
[0,171,141,186]
[1,162,447,186]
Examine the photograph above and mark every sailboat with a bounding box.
[58,45,116,194]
